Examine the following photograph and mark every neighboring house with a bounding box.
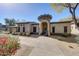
[0,23,7,31]
[8,14,79,36]
[0,23,2,30]
[1,25,7,31]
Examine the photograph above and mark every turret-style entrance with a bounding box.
[38,14,52,36]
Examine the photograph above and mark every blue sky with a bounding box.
[0,3,79,24]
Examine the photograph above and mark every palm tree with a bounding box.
[38,14,52,21]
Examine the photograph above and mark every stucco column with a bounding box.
[39,22,42,35]
[20,26,23,33]
[28,24,31,35]
[47,23,50,36]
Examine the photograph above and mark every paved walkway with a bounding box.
[15,35,79,56]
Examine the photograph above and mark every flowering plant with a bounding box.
[0,35,20,56]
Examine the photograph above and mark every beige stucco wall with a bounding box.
[17,23,39,34]
[25,24,31,33]
[71,23,79,35]
[50,23,71,34]
[10,27,17,34]
[20,26,23,32]
[17,23,31,35]
[17,24,23,32]
[14,21,74,35]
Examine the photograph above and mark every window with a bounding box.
[23,27,25,32]
[64,26,67,33]
[52,27,55,33]
[33,27,36,33]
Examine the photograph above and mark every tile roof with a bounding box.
[16,22,37,24]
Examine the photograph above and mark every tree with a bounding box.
[5,18,10,26]
[51,3,79,26]
[5,18,16,31]
[9,19,16,26]
[5,18,16,26]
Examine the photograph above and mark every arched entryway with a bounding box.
[41,22,48,35]
[38,14,52,36]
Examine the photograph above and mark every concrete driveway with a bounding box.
[15,35,79,56]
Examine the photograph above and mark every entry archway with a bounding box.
[41,22,48,35]
[38,14,52,36]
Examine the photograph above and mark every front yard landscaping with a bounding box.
[0,31,79,56]
[0,34,20,56]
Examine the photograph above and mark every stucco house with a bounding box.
[8,14,79,36]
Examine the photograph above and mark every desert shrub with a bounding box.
[0,35,20,56]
